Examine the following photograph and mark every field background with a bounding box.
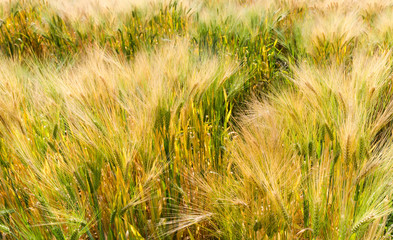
[1,0,393,239]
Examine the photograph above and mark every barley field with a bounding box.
[1,0,393,239]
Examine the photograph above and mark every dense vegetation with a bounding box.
[1,0,393,239]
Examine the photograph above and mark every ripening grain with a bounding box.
[0,0,392,239]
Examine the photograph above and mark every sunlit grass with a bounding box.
[0,0,393,239]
